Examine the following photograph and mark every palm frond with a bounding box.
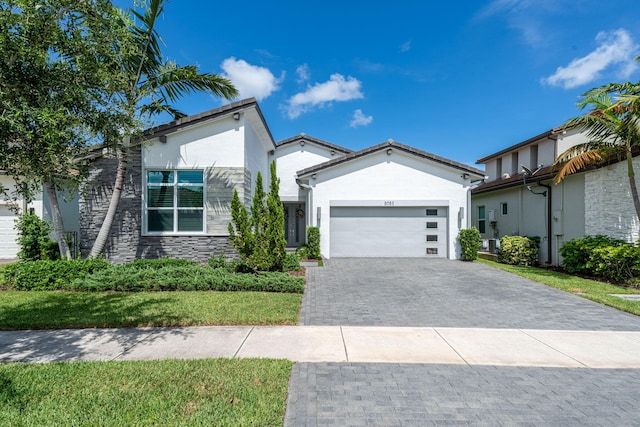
[141,62,238,103]
[552,150,605,184]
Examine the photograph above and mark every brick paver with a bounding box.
[300,258,640,330]
[285,363,640,426]
[287,258,640,426]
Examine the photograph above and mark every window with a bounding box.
[146,170,204,233]
[426,248,438,255]
[426,209,438,216]
[478,206,486,234]
[426,222,438,229]
[426,235,438,242]
[496,158,502,179]
[501,202,508,216]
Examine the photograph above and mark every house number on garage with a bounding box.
[384,201,395,206]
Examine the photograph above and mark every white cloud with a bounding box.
[285,74,364,119]
[349,109,373,128]
[542,29,639,89]
[296,63,310,83]
[400,39,412,53]
[220,57,283,101]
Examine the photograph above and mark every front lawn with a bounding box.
[0,358,291,426]
[0,291,302,330]
[479,259,640,316]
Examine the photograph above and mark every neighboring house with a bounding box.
[0,174,42,259]
[0,174,80,260]
[471,127,640,266]
[78,98,485,263]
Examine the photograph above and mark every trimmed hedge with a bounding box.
[560,235,640,282]
[4,258,111,290]
[69,264,304,293]
[457,227,481,261]
[497,236,539,266]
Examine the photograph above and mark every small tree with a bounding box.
[457,227,481,261]
[266,162,287,270]
[228,162,287,272]
[15,212,59,261]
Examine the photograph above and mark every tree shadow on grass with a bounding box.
[0,292,195,363]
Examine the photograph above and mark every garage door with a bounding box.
[0,206,19,259]
[330,206,447,257]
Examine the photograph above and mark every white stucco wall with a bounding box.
[143,116,246,169]
[244,119,272,192]
[584,157,640,242]
[556,129,588,159]
[0,176,44,259]
[306,150,472,259]
[275,143,341,199]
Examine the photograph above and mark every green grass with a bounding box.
[0,358,291,427]
[0,291,302,330]
[478,258,640,316]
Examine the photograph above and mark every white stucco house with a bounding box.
[471,126,640,266]
[70,98,486,263]
[0,173,81,260]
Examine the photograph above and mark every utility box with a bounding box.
[488,209,496,222]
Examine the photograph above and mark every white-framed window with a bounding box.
[501,202,508,216]
[145,170,205,234]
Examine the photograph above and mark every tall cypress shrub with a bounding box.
[267,161,287,270]
[228,162,287,271]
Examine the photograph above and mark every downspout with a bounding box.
[295,177,313,230]
[539,182,552,265]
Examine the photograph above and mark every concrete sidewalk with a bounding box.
[2,325,640,368]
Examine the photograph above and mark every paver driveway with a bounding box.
[300,258,640,330]
[285,258,640,426]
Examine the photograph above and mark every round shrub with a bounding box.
[457,227,481,261]
[497,236,539,266]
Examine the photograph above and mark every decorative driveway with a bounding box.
[285,258,640,426]
[300,258,640,330]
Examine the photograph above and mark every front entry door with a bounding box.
[284,203,305,247]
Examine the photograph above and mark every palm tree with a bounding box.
[88,0,237,257]
[552,84,640,219]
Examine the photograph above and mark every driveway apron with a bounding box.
[285,258,640,426]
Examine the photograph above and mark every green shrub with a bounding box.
[559,235,625,276]
[208,253,240,273]
[15,212,59,261]
[70,264,304,293]
[129,257,197,269]
[4,258,110,290]
[305,227,321,259]
[283,253,301,271]
[457,227,481,261]
[228,161,287,272]
[588,244,640,282]
[497,235,539,266]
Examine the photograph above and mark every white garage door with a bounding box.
[0,206,19,259]
[330,206,447,257]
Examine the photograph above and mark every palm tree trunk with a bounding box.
[44,182,72,259]
[627,149,640,220]
[89,138,129,257]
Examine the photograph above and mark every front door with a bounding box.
[284,203,305,247]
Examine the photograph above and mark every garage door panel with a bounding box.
[0,207,19,259]
[331,218,434,233]
[330,206,447,258]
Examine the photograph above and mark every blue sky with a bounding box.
[116,0,640,167]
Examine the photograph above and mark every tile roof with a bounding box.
[296,139,486,178]
[475,129,557,164]
[276,134,352,154]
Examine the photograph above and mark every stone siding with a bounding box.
[584,157,640,242]
[79,145,245,264]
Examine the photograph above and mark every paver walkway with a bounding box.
[285,258,640,426]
